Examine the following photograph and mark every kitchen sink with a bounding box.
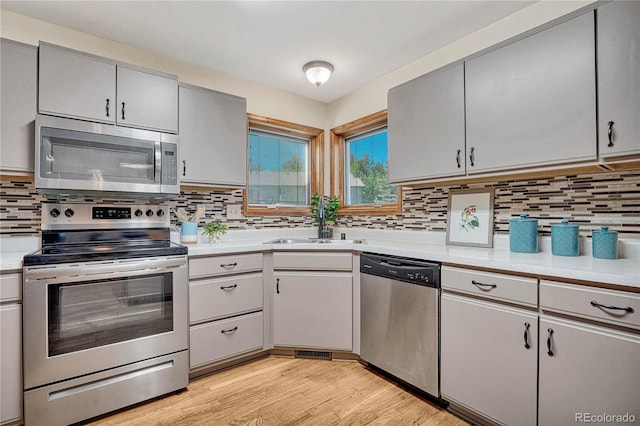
[264,238,367,245]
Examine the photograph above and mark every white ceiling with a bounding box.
[1,1,537,103]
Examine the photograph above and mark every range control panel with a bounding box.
[42,203,169,230]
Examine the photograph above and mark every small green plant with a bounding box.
[310,194,340,223]
[202,221,228,243]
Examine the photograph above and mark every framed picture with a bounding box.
[446,188,494,248]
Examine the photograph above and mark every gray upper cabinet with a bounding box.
[178,84,247,187]
[597,1,640,159]
[388,63,465,183]
[465,12,597,173]
[39,43,178,133]
[39,43,116,124]
[116,66,178,133]
[1,39,37,173]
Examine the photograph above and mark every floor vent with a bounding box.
[295,350,332,360]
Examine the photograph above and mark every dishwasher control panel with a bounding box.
[360,252,440,287]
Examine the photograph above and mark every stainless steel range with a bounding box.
[22,203,189,426]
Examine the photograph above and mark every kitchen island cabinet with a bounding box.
[272,252,353,351]
[597,1,640,159]
[39,43,178,133]
[0,39,37,173]
[0,273,22,425]
[178,84,247,187]
[465,11,596,174]
[388,63,465,183]
[441,267,538,425]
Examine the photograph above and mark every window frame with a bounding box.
[244,113,324,217]
[330,110,402,216]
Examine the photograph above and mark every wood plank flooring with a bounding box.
[83,356,468,426]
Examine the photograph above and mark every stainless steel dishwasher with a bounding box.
[360,252,441,398]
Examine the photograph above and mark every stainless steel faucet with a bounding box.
[317,196,326,239]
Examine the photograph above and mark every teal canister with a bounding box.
[551,219,579,256]
[509,214,538,253]
[592,226,618,259]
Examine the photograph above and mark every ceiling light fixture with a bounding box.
[303,61,334,87]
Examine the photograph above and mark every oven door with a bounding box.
[23,255,188,390]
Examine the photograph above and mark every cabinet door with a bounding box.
[597,1,640,158]
[1,39,36,173]
[441,293,537,425]
[116,66,178,133]
[466,12,596,173]
[1,304,22,424]
[273,272,352,351]
[539,315,640,425]
[388,63,465,183]
[178,84,247,186]
[39,43,116,124]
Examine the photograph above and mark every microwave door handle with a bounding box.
[156,141,162,185]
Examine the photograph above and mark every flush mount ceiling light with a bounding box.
[303,61,334,87]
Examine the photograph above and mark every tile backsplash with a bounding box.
[1,169,639,238]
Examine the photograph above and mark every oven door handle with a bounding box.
[24,256,187,283]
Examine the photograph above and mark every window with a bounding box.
[331,110,401,215]
[244,114,323,216]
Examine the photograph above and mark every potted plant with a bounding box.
[310,194,340,237]
[202,221,228,244]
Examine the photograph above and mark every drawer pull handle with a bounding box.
[523,322,531,349]
[105,98,110,117]
[456,149,461,168]
[471,280,496,290]
[546,328,554,357]
[220,262,237,269]
[607,121,615,147]
[220,284,237,291]
[590,300,634,314]
[220,326,238,335]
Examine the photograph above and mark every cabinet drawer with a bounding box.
[273,252,352,271]
[190,273,263,324]
[442,266,537,307]
[189,253,262,279]
[540,280,640,329]
[189,312,263,368]
[0,273,22,302]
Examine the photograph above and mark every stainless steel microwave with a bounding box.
[35,115,179,197]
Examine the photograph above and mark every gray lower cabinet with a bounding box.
[0,39,37,173]
[178,84,247,186]
[597,1,640,159]
[388,63,465,183]
[188,254,264,371]
[465,11,596,173]
[538,315,640,425]
[441,293,537,425]
[0,273,22,425]
[38,43,178,133]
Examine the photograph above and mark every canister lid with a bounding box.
[593,226,617,235]
[552,219,578,228]
[510,214,537,222]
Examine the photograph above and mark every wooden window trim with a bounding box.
[330,110,402,216]
[244,113,324,217]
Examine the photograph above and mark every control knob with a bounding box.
[50,208,60,218]
[146,209,154,217]
[156,209,165,217]
[135,209,143,217]
[64,208,74,218]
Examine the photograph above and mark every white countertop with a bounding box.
[3,228,639,289]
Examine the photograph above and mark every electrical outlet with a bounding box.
[227,204,242,219]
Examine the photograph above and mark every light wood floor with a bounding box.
[83,356,468,426]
